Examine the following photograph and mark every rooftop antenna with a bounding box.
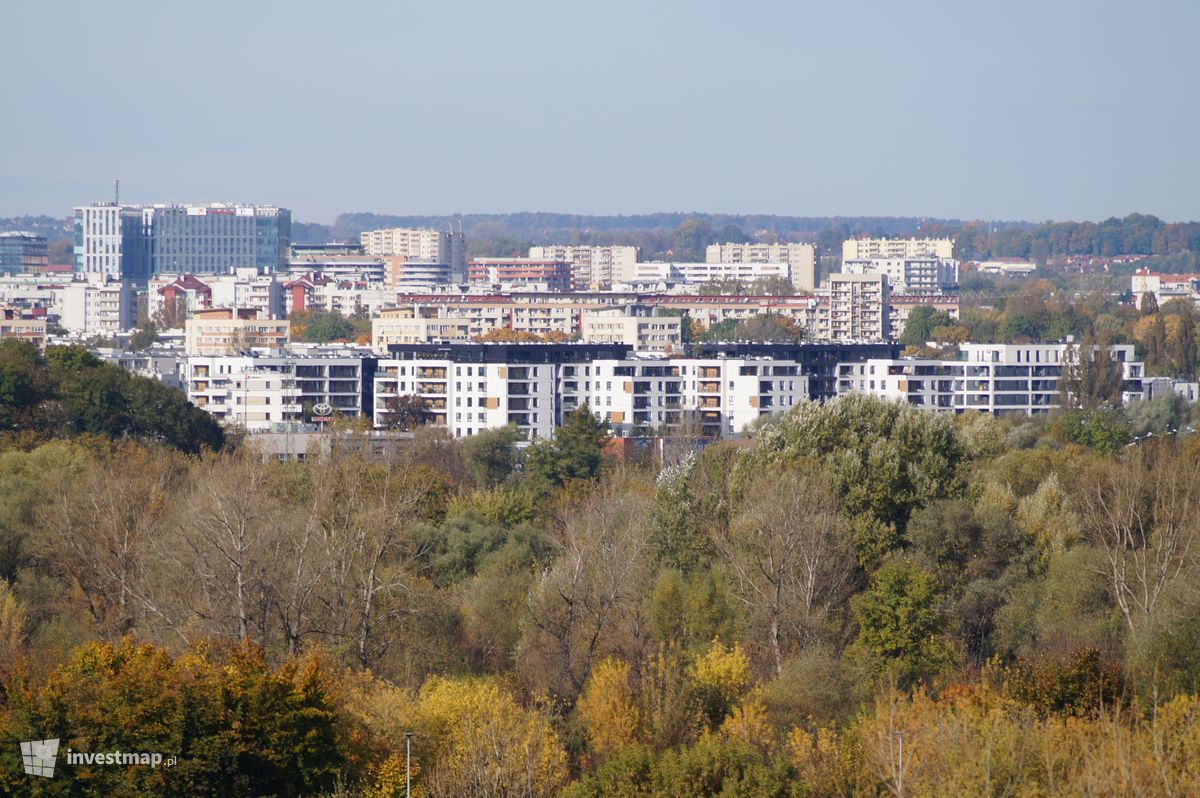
[114,179,120,205]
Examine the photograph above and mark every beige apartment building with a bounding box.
[820,274,889,341]
[360,227,466,278]
[0,307,47,349]
[579,306,682,351]
[372,308,474,350]
[705,242,817,292]
[841,237,954,261]
[528,245,639,289]
[185,308,291,356]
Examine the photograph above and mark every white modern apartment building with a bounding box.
[528,245,640,290]
[842,237,954,261]
[706,242,817,292]
[59,278,136,336]
[837,342,1144,415]
[841,257,958,294]
[360,227,466,280]
[634,261,791,287]
[186,353,369,431]
[372,344,809,440]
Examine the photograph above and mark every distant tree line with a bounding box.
[930,213,1200,262]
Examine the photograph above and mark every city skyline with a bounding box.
[3,0,1198,223]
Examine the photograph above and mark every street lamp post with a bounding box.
[405,731,414,798]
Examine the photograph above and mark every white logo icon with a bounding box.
[312,402,333,417]
[20,738,59,778]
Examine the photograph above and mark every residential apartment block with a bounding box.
[820,274,889,341]
[0,306,47,349]
[633,261,791,287]
[59,278,136,337]
[283,275,397,316]
[149,268,285,324]
[360,227,465,280]
[186,352,373,431]
[706,242,817,292]
[372,343,810,440]
[837,343,1144,416]
[579,306,682,351]
[184,308,291,356]
[468,259,573,292]
[841,256,958,294]
[370,286,893,350]
[889,295,960,339]
[842,237,954,261]
[527,245,639,290]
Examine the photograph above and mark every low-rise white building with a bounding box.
[837,342,1145,415]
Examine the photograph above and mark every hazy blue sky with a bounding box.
[2,0,1197,223]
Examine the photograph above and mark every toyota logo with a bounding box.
[312,403,333,417]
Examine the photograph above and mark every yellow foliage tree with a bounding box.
[0,581,27,671]
[577,657,642,758]
[691,639,752,729]
[413,676,568,798]
[714,695,775,754]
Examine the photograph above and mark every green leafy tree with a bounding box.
[128,322,159,351]
[0,339,46,429]
[850,558,956,686]
[747,394,967,570]
[381,394,430,430]
[1059,338,1125,410]
[524,404,609,486]
[900,305,955,347]
[462,424,522,488]
[746,276,795,296]
[297,311,355,343]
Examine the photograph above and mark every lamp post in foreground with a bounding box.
[405,731,414,798]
